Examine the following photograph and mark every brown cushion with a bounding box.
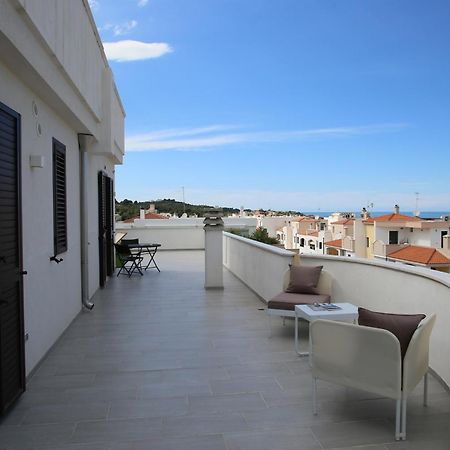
[268,292,331,311]
[358,307,425,359]
[285,265,323,294]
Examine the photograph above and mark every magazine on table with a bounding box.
[307,303,342,312]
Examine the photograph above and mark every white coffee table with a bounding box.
[295,303,359,356]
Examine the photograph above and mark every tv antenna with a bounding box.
[414,192,420,217]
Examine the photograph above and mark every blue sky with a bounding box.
[90,0,450,212]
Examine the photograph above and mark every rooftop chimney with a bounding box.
[394,204,400,214]
[139,209,145,220]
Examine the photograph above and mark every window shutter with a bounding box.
[52,139,67,255]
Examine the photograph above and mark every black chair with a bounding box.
[115,243,143,277]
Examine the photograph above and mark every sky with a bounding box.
[90,0,450,212]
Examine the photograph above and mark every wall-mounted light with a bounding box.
[29,155,45,168]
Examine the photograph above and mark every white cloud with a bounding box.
[125,123,408,152]
[113,20,138,36]
[98,23,113,32]
[103,40,173,62]
[137,0,149,6]
[88,0,100,11]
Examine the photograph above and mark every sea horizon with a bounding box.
[302,211,450,219]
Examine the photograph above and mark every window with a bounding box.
[319,242,322,250]
[52,138,67,255]
[300,238,305,247]
[389,230,398,245]
[441,231,448,248]
[366,237,370,248]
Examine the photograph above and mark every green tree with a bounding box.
[250,227,279,245]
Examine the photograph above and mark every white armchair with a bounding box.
[267,268,332,335]
[309,314,436,441]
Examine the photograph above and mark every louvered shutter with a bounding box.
[52,139,67,255]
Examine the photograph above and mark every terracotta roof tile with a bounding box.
[387,245,450,265]
[123,212,167,223]
[325,239,343,248]
[332,219,355,225]
[364,213,420,223]
[292,217,318,222]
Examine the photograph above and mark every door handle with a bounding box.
[20,270,28,275]
[0,256,6,263]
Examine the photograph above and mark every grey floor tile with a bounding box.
[138,382,211,399]
[188,392,267,414]
[21,402,109,425]
[1,251,449,450]
[209,376,283,395]
[162,412,249,437]
[224,428,323,450]
[311,419,395,448]
[243,403,333,431]
[0,423,75,448]
[71,418,162,444]
[131,434,227,450]
[108,397,188,419]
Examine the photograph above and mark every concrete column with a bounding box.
[203,209,224,289]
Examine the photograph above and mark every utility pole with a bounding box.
[415,192,420,217]
[181,186,186,214]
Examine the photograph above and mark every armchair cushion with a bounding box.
[285,265,323,294]
[268,292,330,311]
[358,307,425,359]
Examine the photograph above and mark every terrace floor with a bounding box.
[0,251,449,450]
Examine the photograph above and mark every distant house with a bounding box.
[385,245,450,273]
[0,0,124,413]
[123,211,168,223]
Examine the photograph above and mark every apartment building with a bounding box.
[368,206,450,272]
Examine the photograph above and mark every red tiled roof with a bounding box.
[307,231,319,237]
[387,245,450,265]
[364,213,420,223]
[325,239,343,248]
[123,212,167,223]
[332,219,355,225]
[293,217,318,222]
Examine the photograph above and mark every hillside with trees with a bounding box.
[115,198,244,221]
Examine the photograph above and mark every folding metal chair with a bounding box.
[114,243,143,277]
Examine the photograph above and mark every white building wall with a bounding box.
[0,0,125,374]
[376,225,450,248]
[0,61,82,374]
[258,217,293,237]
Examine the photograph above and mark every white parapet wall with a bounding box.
[223,233,450,388]
[116,217,258,250]
[223,232,295,301]
[299,254,450,388]
[116,224,205,250]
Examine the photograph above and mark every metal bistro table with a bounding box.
[127,243,161,272]
[295,303,358,356]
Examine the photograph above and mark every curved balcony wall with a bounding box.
[223,232,450,388]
